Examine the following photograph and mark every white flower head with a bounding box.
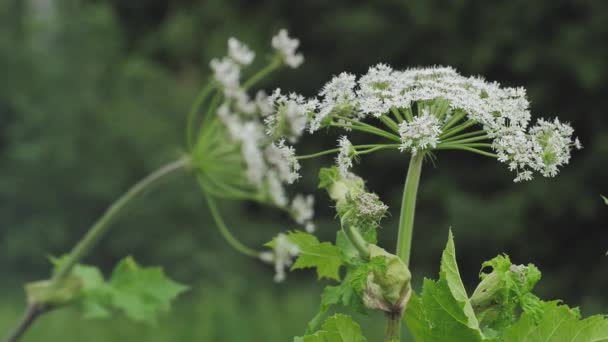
[357,64,400,117]
[272,29,304,68]
[336,136,356,176]
[227,37,255,65]
[260,233,300,282]
[311,73,359,132]
[529,118,577,178]
[398,110,442,154]
[291,194,314,224]
[492,128,543,182]
[210,57,241,93]
[265,139,301,184]
[266,89,316,142]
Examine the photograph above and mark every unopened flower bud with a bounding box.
[363,245,412,314]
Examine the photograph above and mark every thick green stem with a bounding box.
[384,313,401,342]
[52,157,190,282]
[385,153,424,342]
[396,153,424,265]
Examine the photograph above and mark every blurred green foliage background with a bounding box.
[1,0,607,340]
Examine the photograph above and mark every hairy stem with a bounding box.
[384,312,401,342]
[7,157,189,342]
[187,81,216,148]
[341,212,370,259]
[53,156,190,282]
[4,304,46,342]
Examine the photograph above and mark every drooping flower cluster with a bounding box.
[203,32,312,217]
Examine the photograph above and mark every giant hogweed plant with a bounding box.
[5,29,603,342]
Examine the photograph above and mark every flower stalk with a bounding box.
[384,152,424,341]
[6,156,190,342]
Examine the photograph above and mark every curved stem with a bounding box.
[441,110,466,131]
[391,107,404,123]
[439,135,489,145]
[440,120,476,139]
[331,123,401,142]
[53,157,190,282]
[296,144,400,160]
[187,81,216,149]
[440,130,486,143]
[4,304,45,342]
[336,116,400,140]
[203,192,259,258]
[243,59,281,90]
[379,115,400,133]
[340,212,370,259]
[7,157,190,342]
[435,145,498,158]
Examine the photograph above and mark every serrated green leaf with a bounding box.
[306,258,382,333]
[296,314,368,342]
[287,231,344,281]
[440,230,481,331]
[404,230,491,341]
[502,301,608,342]
[107,256,189,323]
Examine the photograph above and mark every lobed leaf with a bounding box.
[285,231,344,281]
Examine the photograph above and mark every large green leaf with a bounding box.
[404,230,492,341]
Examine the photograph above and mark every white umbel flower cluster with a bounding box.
[307,64,580,182]
[259,233,299,282]
[266,89,317,142]
[271,29,304,68]
[398,110,442,155]
[311,72,359,132]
